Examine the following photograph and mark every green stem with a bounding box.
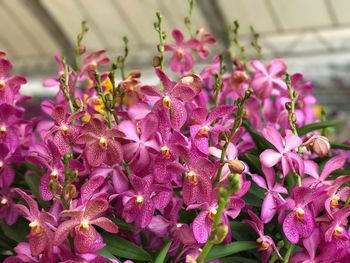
[122,160,131,176]
[283,243,294,263]
[155,12,165,69]
[94,71,113,129]
[345,194,350,206]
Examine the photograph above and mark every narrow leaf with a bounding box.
[330,142,350,150]
[154,240,172,263]
[297,120,343,136]
[206,241,258,261]
[243,121,275,150]
[98,247,120,262]
[102,233,152,261]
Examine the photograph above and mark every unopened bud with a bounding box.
[105,93,114,110]
[157,44,164,53]
[312,136,330,157]
[184,17,191,25]
[79,45,86,55]
[65,184,77,200]
[229,173,241,193]
[212,223,229,244]
[70,169,79,181]
[152,56,161,67]
[73,97,84,110]
[285,102,292,111]
[49,179,61,195]
[228,160,245,174]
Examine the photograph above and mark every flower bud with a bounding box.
[312,136,330,157]
[212,223,228,244]
[79,45,86,55]
[73,97,84,110]
[228,160,245,174]
[152,56,161,67]
[105,93,114,110]
[65,184,77,200]
[229,173,241,193]
[49,179,61,196]
[69,169,79,181]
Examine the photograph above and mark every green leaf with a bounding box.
[0,218,28,243]
[330,142,350,150]
[154,240,172,263]
[230,221,257,241]
[24,173,50,209]
[110,217,135,232]
[102,233,152,261]
[97,247,120,262]
[243,192,262,207]
[242,121,275,150]
[297,120,343,136]
[220,257,259,263]
[206,241,259,261]
[242,153,262,174]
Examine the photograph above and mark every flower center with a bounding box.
[0,80,6,89]
[197,125,210,138]
[295,207,305,219]
[177,49,185,58]
[181,76,194,85]
[256,238,270,250]
[330,195,340,209]
[29,220,43,235]
[0,125,7,135]
[333,226,345,238]
[160,145,171,159]
[88,61,97,71]
[60,124,69,136]
[0,198,8,206]
[99,137,108,148]
[79,219,90,232]
[162,96,171,109]
[186,171,198,185]
[50,169,59,180]
[135,195,144,206]
[208,208,217,221]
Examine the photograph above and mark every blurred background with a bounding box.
[1,0,350,122]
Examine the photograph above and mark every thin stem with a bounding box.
[60,57,75,114]
[185,0,195,37]
[154,12,165,69]
[213,54,224,107]
[283,243,294,263]
[122,160,131,177]
[345,193,350,206]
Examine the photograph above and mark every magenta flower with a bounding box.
[165,29,199,73]
[188,192,245,243]
[193,30,216,59]
[122,175,172,228]
[324,206,350,242]
[0,143,17,188]
[118,112,159,172]
[260,127,304,177]
[77,117,124,167]
[244,210,281,263]
[170,145,215,205]
[141,68,201,129]
[250,59,287,98]
[14,189,57,257]
[303,155,345,188]
[0,103,23,149]
[79,50,110,79]
[252,165,288,223]
[45,104,84,155]
[0,58,27,104]
[0,185,18,225]
[282,187,325,244]
[190,105,235,155]
[54,198,118,254]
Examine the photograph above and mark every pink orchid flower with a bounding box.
[282,187,325,244]
[76,117,124,167]
[54,198,118,254]
[14,189,57,257]
[252,165,288,223]
[118,112,159,172]
[122,175,172,229]
[165,29,199,73]
[250,59,287,98]
[141,68,201,130]
[260,127,304,177]
[244,210,281,263]
[0,58,27,104]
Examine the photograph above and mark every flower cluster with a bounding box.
[1,8,350,263]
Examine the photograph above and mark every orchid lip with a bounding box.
[186,171,198,185]
[99,136,108,148]
[0,198,8,206]
[79,219,90,232]
[295,207,305,219]
[0,125,7,135]
[0,80,5,89]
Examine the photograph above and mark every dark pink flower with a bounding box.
[54,198,118,254]
[14,189,57,257]
[77,117,124,167]
[141,68,201,130]
[260,127,304,177]
[0,185,18,225]
[193,30,216,59]
[0,58,27,104]
[118,112,159,172]
[282,187,325,244]
[79,50,110,79]
[244,210,281,263]
[0,143,17,188]
[45,104,84,155]
[122,175,172,228]
[165,29,199,73]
